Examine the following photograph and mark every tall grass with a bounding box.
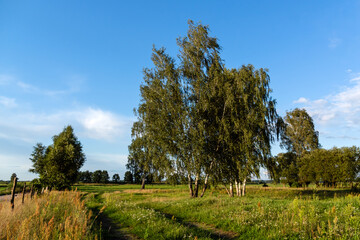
[0,191,99,240]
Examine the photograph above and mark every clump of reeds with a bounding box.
[0,190,99,240]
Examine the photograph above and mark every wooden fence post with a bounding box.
[22,182,26,204]
[30,185,34,199]
[10,177,17,210]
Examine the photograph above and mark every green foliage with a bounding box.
[129,20,280,196]
[272,108,322,187]
[78,170,93,183]
[29,125,85,190]
[299,147,360,187]
[92,170,109,183]
[10,173,17,183]
[273,146,360,187]
[281,108,320,156]
[112,173,120,183]
[124,171,134,184]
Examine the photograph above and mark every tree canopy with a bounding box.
[281,108,320,157]
[128,20,280,197]
[29,125,85,190]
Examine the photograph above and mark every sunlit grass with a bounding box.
[82,184,360,239]
[0,190,100,240]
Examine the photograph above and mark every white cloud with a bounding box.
[293,97,308,104]
[77,108,133,141]
[0,96,17,108]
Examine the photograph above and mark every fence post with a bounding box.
[30,184,34,199]
[10,177,17,210]
[22,182,26,204]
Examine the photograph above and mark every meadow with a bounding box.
[80,183,360,239]
[1,183,360,239]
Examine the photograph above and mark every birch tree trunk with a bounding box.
[235,180,240,197]
[229,182,234,197]
[242,178,247,196]
[200,174,209,198]
[141,176,146,189]
[188,175,194,197]
[193,173,200,197]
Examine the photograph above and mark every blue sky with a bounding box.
[0,1,359,180]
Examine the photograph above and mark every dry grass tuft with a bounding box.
[0,191,98,240]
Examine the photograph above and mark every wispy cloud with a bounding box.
[0,96,17,108]
[0,107,134,143]
[1,73,84,97]
[294,72,360,140]
[328,37,341,49]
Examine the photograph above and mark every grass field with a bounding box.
[0,185,6,192]
[1,184,359,239]
[76,184,360,239]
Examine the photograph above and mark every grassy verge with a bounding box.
[0,190,100,239]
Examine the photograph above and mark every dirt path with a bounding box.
[89,194,139,240]
[0,194,14,202]
[97,211,140,240]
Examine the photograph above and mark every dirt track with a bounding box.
[0,194,14,202]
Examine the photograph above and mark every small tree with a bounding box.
[29,125,85,190]
[10,173,17,183]
[78,170,93,183]
[101,170,110,183]
[112,173,120,183]
[92,170,102,183]
[124,171,133,184]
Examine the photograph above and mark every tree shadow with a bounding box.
[296,188,359,199]
[150,208,238,240]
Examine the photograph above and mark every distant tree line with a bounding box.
[270,108,360,188]
[272,147,360,188]
[78,170,122,184]
[123,170,163,184]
